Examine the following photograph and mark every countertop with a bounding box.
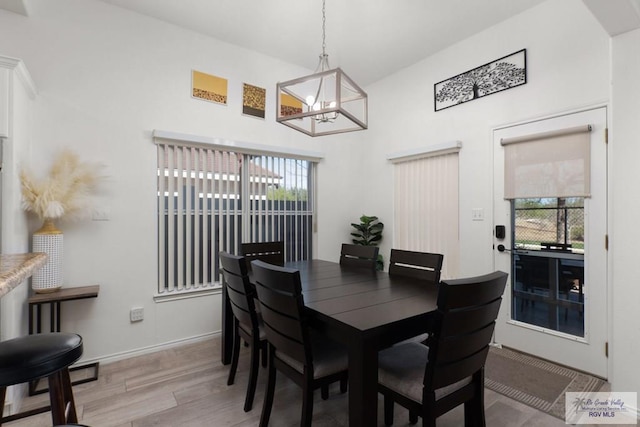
[0,253,48,298]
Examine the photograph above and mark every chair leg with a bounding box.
[60,367,78,423]
[259,351,277,427]
[301,381,314,427]
[227,324,240,386]
[383,394,394,426]
[340,376,348,393]
[321,384,329,400]
[0,385,6,426]
[409,409,418,424]
[244,338,261,412]
[48,370,67,425]
[465,371,486,427]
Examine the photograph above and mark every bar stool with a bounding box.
[0,333,83,426]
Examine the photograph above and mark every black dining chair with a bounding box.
[389,249,443,283]
[377,271,508,427]
[219,251,267,412]
[251,260,349,427]
[240,241,285,270]
[388,249,444,346]
[339,243,379,271]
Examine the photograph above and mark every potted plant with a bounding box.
[350,215,384,270]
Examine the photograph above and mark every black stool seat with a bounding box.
[0,333,83,386]
[0,333,83,426]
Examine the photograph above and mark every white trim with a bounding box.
[0,55,37,99]
[75,332,219,366]
[153,129,325,162]
[153,284,222,303]
[387,140,462,163]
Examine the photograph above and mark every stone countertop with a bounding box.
[0,253,48,298]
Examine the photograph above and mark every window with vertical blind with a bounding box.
[389,142,461,279]
[155,136,317,296]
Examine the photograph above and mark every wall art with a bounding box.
[279,93,303,117]
[192,70,228,105]
[242,83,266,119]
[434,49,526,112]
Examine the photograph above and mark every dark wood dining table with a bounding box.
[221,259,439,427]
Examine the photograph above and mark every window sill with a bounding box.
[154,285,222,303]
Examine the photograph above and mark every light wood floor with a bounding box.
[5,337,590,426]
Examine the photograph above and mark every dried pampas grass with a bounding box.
[20,149,104,222]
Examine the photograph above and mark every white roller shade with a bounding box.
[502,125,591,199]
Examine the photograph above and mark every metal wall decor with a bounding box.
[434,49,526,112]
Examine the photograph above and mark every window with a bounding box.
[156,140,316,295]
[513,197,584,253]
[390,143,460,279]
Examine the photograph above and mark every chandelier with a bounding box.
[276,0,368,137]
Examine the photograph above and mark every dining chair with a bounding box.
[339,243,379,271]
[389,249,443,283]
[219,251,267,412]
[251,260,349,427]
[388,249,444,346]
[377,270,508,427]
[240,241,285,270]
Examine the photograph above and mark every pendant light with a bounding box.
[276,0,368,137]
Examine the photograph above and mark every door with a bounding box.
[493,107,608,378]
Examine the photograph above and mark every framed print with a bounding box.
[242,83,266,119]
[279,93,303,117]
[434,49,526,111]
[192,70,228,105]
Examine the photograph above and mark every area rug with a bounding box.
[484,346,605,419]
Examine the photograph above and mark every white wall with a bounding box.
[611,27,640,395]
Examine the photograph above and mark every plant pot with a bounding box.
[31,219,63,293]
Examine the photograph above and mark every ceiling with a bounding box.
[2,0,639,86]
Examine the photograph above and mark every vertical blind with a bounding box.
[393,151,460,279]
[157,142,315,294]
[501,125,591,199]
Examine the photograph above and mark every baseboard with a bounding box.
[74,331,220,367]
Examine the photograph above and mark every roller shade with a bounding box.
[502,125,591,199]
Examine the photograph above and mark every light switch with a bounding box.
[472,208,484,221]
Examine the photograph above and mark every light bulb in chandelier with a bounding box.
[307,97,338,122]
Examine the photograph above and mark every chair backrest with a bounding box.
[251,260,312,367]
[339,243,379,271]
[241,241,285,270]
[219,252,260,335]
[388,249,443,283]
[424,271,508,391]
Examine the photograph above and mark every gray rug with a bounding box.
[484,346,605,419]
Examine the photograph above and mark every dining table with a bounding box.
[221,259,439,427]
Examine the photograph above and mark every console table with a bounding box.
[28,285,100,395]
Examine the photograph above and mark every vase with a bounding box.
[31,219,63,293]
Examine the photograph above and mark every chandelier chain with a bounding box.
[322,0,326,57]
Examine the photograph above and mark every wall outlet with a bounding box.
[130,307,144,322]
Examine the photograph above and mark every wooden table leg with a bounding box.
[348,335,378,427]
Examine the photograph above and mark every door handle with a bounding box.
[496,244,511,253]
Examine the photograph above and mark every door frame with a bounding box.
[492,105,609,378]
